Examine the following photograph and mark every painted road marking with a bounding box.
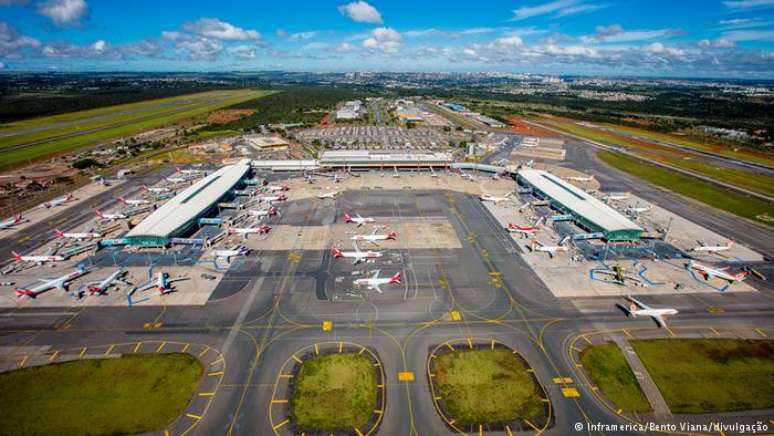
[181,343,190,353]
[208,371,224,377]
[19,355,28,368]
[199,392,215,397]
[79,347,87,358]
[48,350,59,362]
[292,355,303,364]
[186,413,202,420]
[105,344,115,355]
[755,328,767,338]
[271,399,288,404]
[198,347,210,357]
[322,320,333,331]
[314,343,319,355]
[279,373,293,378]
[445,342,454,351]
[133,342,142,353]
[156,342,166,352]
[273,419,289,430]
[398,371,415,382]
[450,310,461,321]
[561,387,580,398]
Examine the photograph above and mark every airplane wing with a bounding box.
[372,283,383,294]
[697,240,706,247]
[134,282,155,293]
[652,314,666,328]
[548,251,554,259]
[626,296,651,310]
[352,257,362,265]
[371,270,380,279]
[167,277,188,284]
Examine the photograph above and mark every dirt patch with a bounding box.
[207,109,255,124]
[507,116,557,137]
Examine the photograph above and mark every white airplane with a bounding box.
[53,229,102,240]
[344,213,375,227]
[228,224,271,239]
[506,218,543,238]
[318,191,338,199]
[565,174,594,182]
[248,207,279,218]
[165,175,188,184]
[688,261,748,283]
[625,204,652,216]
[14,265,89,298]
[351,229,397,246]
[0,214,23,230]
[620,296,678,328]
[353,271,402,293]
[79,268,128,297]
[118,196,151,206]
[527,239,569,258]
[141,184,170,194]
[523,159,534,167]
[267,183,289,192]
[690,240,734,254]
[41,194,74,208]
[602,193,630,202]
[176,167,201,175]
[460,173,475,180]
[258,193,287,203]
[134,272,188,295]
[95,210,127,221]
[480,192,512,204]
[331,243,382,265]
[10,250,65,265]
[213,246,250,262]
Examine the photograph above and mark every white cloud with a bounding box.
[362,27,401,53]
[723,0,774,8]
[336,42,356,52]
[175,38,223,60]
[90,39,106,52]
[230,45,258,60]
[37,0,88,27]
[289,31,318,41]
[161,31,182,41]
[338,1,383,24]
[722,30,774,41]
[582,25,681,44]
[181,18,261,41]
[496,36,523,46]
[0,22,41,58]
[511,0,605,21]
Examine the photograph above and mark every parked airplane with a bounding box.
[688,261,748,283]
[527,239,569,258]
[79,268,128,297]
[176,167,201,175]
[480,192,512,204]
[14,265,89,298]
[141,184,170,194]
[248,207,279,218]
[54,229,102,240]
[0,214,23,230]
[318,191,338,199]
[344,213,375,227]
[602,193,630,202]
[258,193,287,203]
[165,175,188,184]
[229,224,271,239]
[118,196,151,206]
[619,296,678,328]
[351,229,397,246]
[565,174,594,182]
[595,264,647,287]
[213,246,250,262]
[267,183,289,192]
[690,240,734,254]
[95,210,127,221]
[41,194,74,208]
[134,272,188,295]
[353,271,402,293]
[506,224,541,238]
[10,250,65,265]
[625,204,652,216]
[331,243,382,264]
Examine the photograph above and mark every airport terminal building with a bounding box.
[124,160,251,247]
[516,169,643,241]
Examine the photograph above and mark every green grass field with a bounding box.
[0,353,203,436]
[653,156,774,198]
[292,353,377,430]
[598,151,774,226]
[0,89,272,170]
[579,344,652,413]
[434,349,544,424]
[631,339,774,414]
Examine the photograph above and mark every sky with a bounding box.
[1,0,773,78]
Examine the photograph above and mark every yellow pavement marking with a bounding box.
[292,355,303,364]
[398,371,415,382]
[616,408,622,415]
[79,347,87,358]
[467,337,473,349]
[208,371,224,377]
[273,419,289,430]
[491,339,496,350]
[582,335,593,345]
[156,341,166,352]
[563,377,573,383]
[450,310,461,321]
[755,328,767,337]
[49,350,59,362]
[623,329,633,338]
[271,399,288,404]
[210,356,224,366]
[505,425,513,436]
[710,327,720,335]
[355,428,364,436]
[524,419,541,432]
[19,355,28,368]
[199,392,215,397]
[561,387,580,398]
[279,374,294,378]
[314,343,319,355]
[133,342,142,353]
[164,430,170,436]
[444,342,454,351]
[181,343,190,353]
[198,347,210,357]
[322,320,333,331]
[571,346,582,353]
[186,413,202,420]
[359,346,367,354]
[707,307,725,314]
[105,344,115,355]
[338,342,343,353]
[374,409,383,415]
[665,326,676,337]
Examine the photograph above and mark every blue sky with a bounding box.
[1,0,773,77]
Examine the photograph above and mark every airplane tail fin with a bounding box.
[10,251,22,261]
[54,229,65,238]
[118,196,127,204]
[389,272,402,284]
[15,289,34,298]
[344,213,352,223]
[331,245,342,257]
[95,210,104,219]
[14,214,23,224]
[728,240,735,249]
[735,271,749,281]
[387,231,397,240]
[140,184,149,192]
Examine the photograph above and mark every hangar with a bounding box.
[516,169,643,241]
[124,160,251,247]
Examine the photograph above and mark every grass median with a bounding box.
[598,150,774,226]
[0,353,203,436]
[292,353,377,430]
[434,348,544,424]
[580,343,651,413]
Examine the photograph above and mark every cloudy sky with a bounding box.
[1,0,773,77]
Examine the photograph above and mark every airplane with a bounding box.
[41,194,74,208]
[353,271,402,293]
[331,243,382,265]
[527,239,569,258]
[140,184,170,194]
[267,183,290,192]
[506,223,542,238]
[213,246,250,262]
[351,229,397,246]
[688,261,748,283]
[79,268,128,297]
[14,265,89,298]
[625,204,652,216]
[602,193,630,202]
[95,210,127,221]
[480,192,512,204]
[318,191,338,199]
[565,174,594,182]
[258,193,287,203]
[53,229,102,241]
[523,159,534,167]
[134,272,188,295]
[594,264,647,287]
[228,224,271,239]
[344,213,375,227]
[460,173,475,180]
[619,296,678,328]
[117,196,151,206]
[0,214,24,230]
[689,240,734,254]
[176,167,202,175]
[165,175,188,184]
[10,250,65,265]
[248,207,279,218]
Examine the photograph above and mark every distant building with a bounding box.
[234,134,290,150]
[336,100,364,120]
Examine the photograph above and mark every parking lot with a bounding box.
[295,126,452,150]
